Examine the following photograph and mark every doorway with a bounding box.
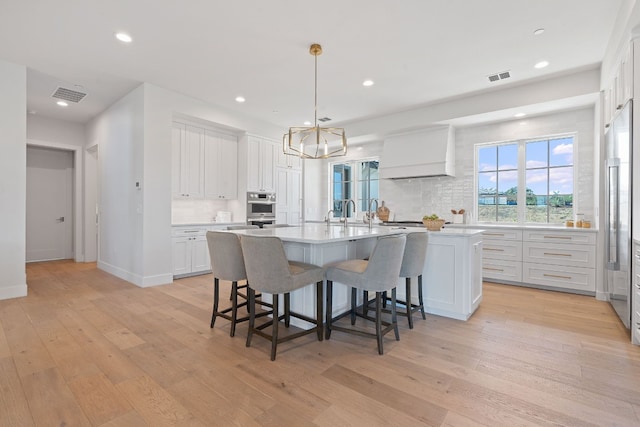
[26,146,74,262]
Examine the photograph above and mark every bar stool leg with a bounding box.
[230,281,238,337]
[391,287,399,340]
[325,280,333,339]
[351,287,357,325]
[418,274,426,319]
[270,295,279,361]
[246,288,255,347]
[316,281,324,341]
[362,290,369,318]
[406,277,414,329]
[375,292,383,355]
[211,278,220,328]
[284,293,291,327]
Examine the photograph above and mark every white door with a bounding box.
[26,146,73,262]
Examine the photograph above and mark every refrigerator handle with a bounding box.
[605,159,620,270]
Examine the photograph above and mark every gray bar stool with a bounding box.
[206,231,270,337]
[240,235,325,361]
[364,232,429,328]
[325,234,406,355]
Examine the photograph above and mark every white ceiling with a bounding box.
[0,0,623,127]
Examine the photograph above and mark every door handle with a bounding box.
[57,217,65,223]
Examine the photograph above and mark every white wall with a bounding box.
[305,107,596,224]
[0,60,27,300]
[27,115,85,147]
[86,85,145,284]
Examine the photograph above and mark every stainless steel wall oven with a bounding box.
[246,192,276,227]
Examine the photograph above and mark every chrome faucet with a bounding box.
[325,209,334,227]
[367,198,379,229]
[342,199,356,228]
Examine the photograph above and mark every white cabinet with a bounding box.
[276,145,302,170]
[172,227,211,277]
[604,41,634,128]
[397,232,483,321]
[633,241,640,345]
[247,136,276,192]
[482,229,523,282]
[204,130,238,200]
[276,167,302,225]
[172,123,205,199]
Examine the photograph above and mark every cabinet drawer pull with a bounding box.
[484,233,505,237]
[483,267,504,272]
[543,252,572,257]
[543,235,571,240]
[485,248,504,252]
[543,273,572,280]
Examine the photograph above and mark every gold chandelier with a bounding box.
[283,43,347,159]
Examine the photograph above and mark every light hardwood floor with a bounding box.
[1,260,639,426]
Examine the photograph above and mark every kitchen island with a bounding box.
[229,224,484,322]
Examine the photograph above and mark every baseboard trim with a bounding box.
[97,261,172,288]
[0,283,28,301]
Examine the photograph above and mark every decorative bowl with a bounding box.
[422,219,445,231]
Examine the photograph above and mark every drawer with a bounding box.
[523,230,596,245]
[482,229,522,241]
[171,226,207,237]
[482,259,522,282]
[522,262,595,292]
[483,239,522,261]
[523,242,596,268]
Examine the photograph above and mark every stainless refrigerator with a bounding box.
[605,100,632,329]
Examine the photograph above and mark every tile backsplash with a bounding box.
[172,199,231,224]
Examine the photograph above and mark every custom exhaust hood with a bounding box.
[380,125,456,179]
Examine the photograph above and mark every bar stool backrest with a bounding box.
[206,231,246,282]
[360,234,407,291]
[400,232,429,278]
[240,235,296,294]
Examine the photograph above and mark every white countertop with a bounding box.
[228,224,483,244]
[444,223,597,233]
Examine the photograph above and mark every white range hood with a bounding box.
[380,125,455,179]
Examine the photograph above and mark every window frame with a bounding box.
[328,156,380,219]
[474,132,577,225]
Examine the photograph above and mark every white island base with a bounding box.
[230,225,484,325]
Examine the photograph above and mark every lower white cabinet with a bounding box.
[172,227,211,277]
[474,226,597,294]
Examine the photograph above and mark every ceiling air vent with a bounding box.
[52,86,87,103]
[318,117,332,122]
[487,70,511,83]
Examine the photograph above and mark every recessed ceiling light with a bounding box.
[115,32,132,43]
[514,112,526,118]
[303,121,312,126]
[533,28,545,36]
[56,101,68,107]
[235,96,245,103]
[534,60,549,69]
[362,80,374,87]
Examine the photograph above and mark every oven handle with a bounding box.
[247,201,276,205]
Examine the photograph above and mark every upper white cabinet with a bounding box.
[276,167,302,225]
[604,42,634,128]
[204,130,238,200]
[172,123,205,199]
[276,144,302,170]
[172,121,238,200]
[247,136,276,192]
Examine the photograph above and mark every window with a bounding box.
[330,159,379,218]
[477,135,574,224]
